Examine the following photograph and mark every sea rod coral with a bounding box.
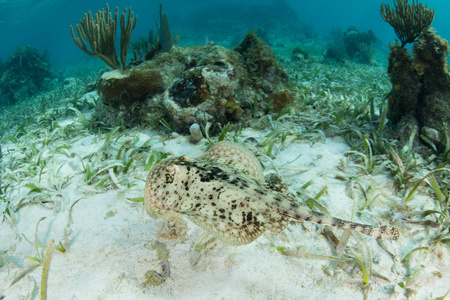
[70,3,137,70]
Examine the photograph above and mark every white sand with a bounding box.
[1,113,449,299]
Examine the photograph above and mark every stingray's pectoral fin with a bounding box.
[184,213,266,246]
[160,212,182,219]
[262,212,289,235]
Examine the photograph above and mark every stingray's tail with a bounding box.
[277,202,399,240]
[327,215,399,240]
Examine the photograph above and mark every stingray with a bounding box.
[144,141,399,245]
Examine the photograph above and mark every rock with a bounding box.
[386,28,450,150]
[267,90,293,112]
[169,66,211,107]
[143,270,165,286]
[292,46,309,62]
[234,32,289,94]
[98,68,163,105]
[421,126,441,149]
[189,123,203,144]
[94,33,291,133]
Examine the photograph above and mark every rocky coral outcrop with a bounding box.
[387,28,450,150]
[0,46,57,106]
[94,33,290,132]
[343,26,377,64]
[234,32,289,94]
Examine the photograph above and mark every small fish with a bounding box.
[144,141,399,245]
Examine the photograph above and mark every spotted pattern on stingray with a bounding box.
[144,141,399,245]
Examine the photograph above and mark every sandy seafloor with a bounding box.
[0,87,449,299]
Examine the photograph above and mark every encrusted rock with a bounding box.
[234,32,289,94]
[94,33,290,132]
[386,28,450,150]
[94,67,164,127]
[98,68,163,105]
[189,123,203,144]
[267,90,293,112]
[421,126,441,148]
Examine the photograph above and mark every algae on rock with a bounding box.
[386,28,450,150]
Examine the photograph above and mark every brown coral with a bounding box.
[98,68,163,104]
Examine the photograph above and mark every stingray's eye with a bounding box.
[164,164,178,183]
[166,164,179,176]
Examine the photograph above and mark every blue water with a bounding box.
[0,0,447,70]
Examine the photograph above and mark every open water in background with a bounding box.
[0,0,448,71]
